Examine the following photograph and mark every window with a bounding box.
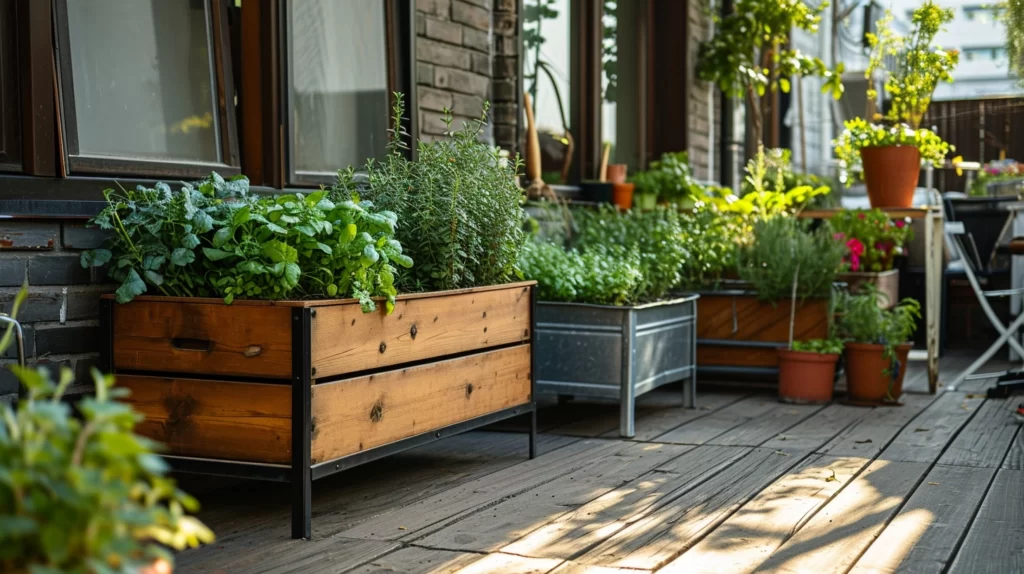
[963,46,1009,62]
[600,0,644,171]
[55,0,238,178]
[964,5,1001,23]
[0,0,19,172]
[524,0,575,185]
[285,0,393,184]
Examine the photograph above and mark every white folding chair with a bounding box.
[947,220,1024,389]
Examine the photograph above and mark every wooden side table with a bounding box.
[799,206,944,393]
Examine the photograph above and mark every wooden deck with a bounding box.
[174,355,1024,573]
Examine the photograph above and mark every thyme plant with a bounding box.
[341,94,527,292]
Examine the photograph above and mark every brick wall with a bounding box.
[415,0,520,153]
[0,222,114,402]
[687,0,718,182]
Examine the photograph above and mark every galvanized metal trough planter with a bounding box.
[534,294,699,438]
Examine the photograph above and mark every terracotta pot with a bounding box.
[860,146,921,208]
[844,342,913,404]
[607,163,628,184]
[777,348,839,404]
[612,183,635,210]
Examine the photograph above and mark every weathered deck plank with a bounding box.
[850,464,996,574]
[654,395,793,445]
[948,469,1024,574]
[882,392,984,463]
[706,402,825,446]
[760,403,874,452]
[817,393,937,458]
[178,535,397,574]
[500,445,752,560]
[938,398,1019,468]
[660,454,867,573]
[755,459,931,574]
[415,442,692,552]
[575,447,806,570]
[1004,425,1024,470]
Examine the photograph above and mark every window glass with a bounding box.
[287,0,389,175]
[601,0,642,171]
[65,0,220,162]
[524,0,572,184]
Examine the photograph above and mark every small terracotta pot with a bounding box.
[844,342,913,405]
[607,164,628,184]
[860,146,921,208]
[635,193,657,210]
[612,183,635,210]
[777,348,840,404]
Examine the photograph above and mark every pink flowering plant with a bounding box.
[830,209,913,272]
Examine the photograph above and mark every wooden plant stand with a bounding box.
[99,282,537,539]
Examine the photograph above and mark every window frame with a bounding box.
[52,0,241,179]
[0,0,20,172]
[280,0,415,188]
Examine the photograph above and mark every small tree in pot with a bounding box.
[833,3,958,208]
[835,287,921,405]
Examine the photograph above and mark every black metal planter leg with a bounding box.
[529,407,537,459]
[291,308,313,540]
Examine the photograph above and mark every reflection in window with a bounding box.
[65,0,220,162]
[601,0,642,171]
[288,0,389,175]
[524,0,572,184]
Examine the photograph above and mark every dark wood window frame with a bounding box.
[0,0,20,172]
[0,0,415,216]
[52,0,240,180]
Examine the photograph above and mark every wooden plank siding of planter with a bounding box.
[105,282,535,467]
[696,293,830,370]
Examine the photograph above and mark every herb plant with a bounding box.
[83,174,409,312]
[792,338,844,355]
[0,286,213,573]
[341,94,526,292]
[836,286,921,384]
[736,217,845,301]
[629,151,705,204]
[572,205,689,302]
[831,209,913,272]
[518,240,643,306]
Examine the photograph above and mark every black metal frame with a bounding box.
[99,286,539,541]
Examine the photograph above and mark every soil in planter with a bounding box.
[843,342,913,405]
[777,349,839,404]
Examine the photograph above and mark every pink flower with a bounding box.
[858,212,866,220]
[895,220,905,229]
[833,232,846,241]
[846,238,865,272]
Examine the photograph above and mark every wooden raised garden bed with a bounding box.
[697,290,830,377]
[99,282,537,539]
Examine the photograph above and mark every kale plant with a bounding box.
[83,173,410,312]
[336,93,526,292]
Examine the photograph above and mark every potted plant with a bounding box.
[697,211,845,377]
[778,339,843,403]
[0,287,213,573]
[630,170,659,210]
[628,151,705,209]
[833,3,958,208]
[83,95,537,539]
[836,287,922,405]
[831,209,913,307]
[520,205,697,438]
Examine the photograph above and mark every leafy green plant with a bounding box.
[1005,0,1024,83]
[572,205,689,302]
[831,209,913,272]
[0,285,213,573]
[736,217,845,301]
[342,94,526,293]
[518,240,643,306]
[677,203,741,290]
[836,286,921,384]
[792,338,844,355]
[833,118,952,180]
[697,0,843,143]
[83,174,409,312]
[629,151,705,204]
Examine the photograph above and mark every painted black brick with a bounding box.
[1,324,34,360]
[28,255,91,285]
[35,324,101,356]
[0,259,27,286]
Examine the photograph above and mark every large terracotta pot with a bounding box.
[612,183,634,210]
[777,349,840,404]
[844,342,913,405]
[860,146,921,208]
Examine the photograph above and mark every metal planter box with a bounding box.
[535,295,699,438]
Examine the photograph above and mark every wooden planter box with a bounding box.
[534,295,698,438]
[838,269,899,308]
[697,290,830,378]
[99,282,537,539]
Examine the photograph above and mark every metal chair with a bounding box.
[947,217,1024,390]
